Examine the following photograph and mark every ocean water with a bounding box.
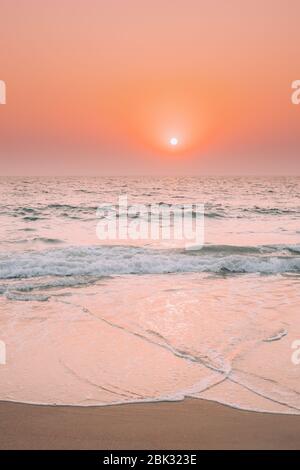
[0,176,299,413]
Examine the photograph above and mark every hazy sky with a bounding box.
[0,0,299,174]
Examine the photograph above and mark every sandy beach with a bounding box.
[0,399,300,450]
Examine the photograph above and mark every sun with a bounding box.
[169,137,178,146]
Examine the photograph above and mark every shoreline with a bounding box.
[0,396,298,415]
[1,398,300,450]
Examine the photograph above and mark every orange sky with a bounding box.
[0,0,299,174]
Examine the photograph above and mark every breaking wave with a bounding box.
[0,244,300,282]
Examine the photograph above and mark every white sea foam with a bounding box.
[0,245,300,284]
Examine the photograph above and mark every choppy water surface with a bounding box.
[0,177,299,413]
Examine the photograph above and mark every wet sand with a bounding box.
[0,399,299,450]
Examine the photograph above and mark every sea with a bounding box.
[0,176,299,413]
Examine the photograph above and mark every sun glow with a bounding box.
[132,89,210,158]
[170,137,178,146]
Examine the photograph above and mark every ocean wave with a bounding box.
[1,201,299,221]
[0,244,300,281]
[0,275,102,301]
[243,206,300,216]
[32,237,64,244]
[6,291,50,301]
